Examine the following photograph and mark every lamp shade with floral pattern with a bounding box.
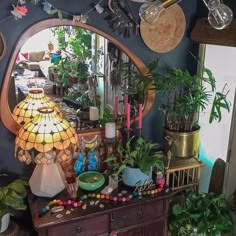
[12,88,61,125]
[15,107,78,164]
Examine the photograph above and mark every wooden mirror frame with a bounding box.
[0,18,155,135]
[0,32,6,60]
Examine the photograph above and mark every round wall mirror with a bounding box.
[0,19,155,135]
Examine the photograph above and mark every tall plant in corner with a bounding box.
[147,66,230,132]
[142,60,230,158]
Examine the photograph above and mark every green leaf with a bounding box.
[117,164,126,174]
[3,195,26,210]
[0,190,3,201]
[172,204,184,215]
[8,180,28,195]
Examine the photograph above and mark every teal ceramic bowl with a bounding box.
[78,171,105,191]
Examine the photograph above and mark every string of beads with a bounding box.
[39,187,164,216]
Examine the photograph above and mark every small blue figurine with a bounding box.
[87,151,98,171]
[74,152,85,175]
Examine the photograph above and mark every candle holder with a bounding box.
[138,128,142,137]
[124,128,132,141]
[104,137,117,157]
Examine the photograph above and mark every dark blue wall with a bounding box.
[0,0,198,177]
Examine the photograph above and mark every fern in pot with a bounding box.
[145,65,230,158]
[106,136,164,187]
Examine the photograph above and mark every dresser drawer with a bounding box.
[48,215,109,236]
[110,200,163,229]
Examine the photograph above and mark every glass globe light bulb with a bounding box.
[208,4,233,30]
[139,1,165,24]
[139,0,181,24]
[203,0,233,30]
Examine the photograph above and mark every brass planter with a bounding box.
[164,129,200,158]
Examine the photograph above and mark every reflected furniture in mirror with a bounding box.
[0,19,155,135]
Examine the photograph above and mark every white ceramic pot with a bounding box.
[0,213,10,233]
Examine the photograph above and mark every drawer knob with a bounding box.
[137,210,143,218]
[76,227,82,233]
[110,213,115,222]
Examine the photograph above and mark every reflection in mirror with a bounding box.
[1,19,154,135]
[10,26,146,131]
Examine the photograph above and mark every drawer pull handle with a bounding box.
[137,210,143,218]
[110,213,115,222]
[76,227,82,233]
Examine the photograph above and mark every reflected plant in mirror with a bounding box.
[2,19,155,134]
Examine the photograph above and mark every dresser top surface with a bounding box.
[28,187,173,230]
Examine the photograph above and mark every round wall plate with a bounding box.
[140,4,186,53]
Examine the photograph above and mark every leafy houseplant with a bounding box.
[149,67,230,132]
[104,137,164,186]
[52,26,91,89]
[169,192,233,236]
[0,179,28,232]
[143,62,230,157]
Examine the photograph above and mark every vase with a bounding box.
[164,128,200,158]
[0,213,10,233]
[122,166,152,187]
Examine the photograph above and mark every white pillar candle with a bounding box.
[89,106,99,121]
[105,122,116,139]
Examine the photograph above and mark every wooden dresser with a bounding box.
[28,190,173,236]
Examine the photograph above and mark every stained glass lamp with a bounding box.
[15,107,78,197]
[12,88,61,125]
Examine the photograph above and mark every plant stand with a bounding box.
[164,157,205,192]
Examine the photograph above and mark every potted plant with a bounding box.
[76,91,95,121]
[51,26,92,92]
[105,136,164,187]
[169,192,233,236]
[145,64,230,158]
[0,179,28,233]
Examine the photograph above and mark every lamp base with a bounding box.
[29,162,65,198]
